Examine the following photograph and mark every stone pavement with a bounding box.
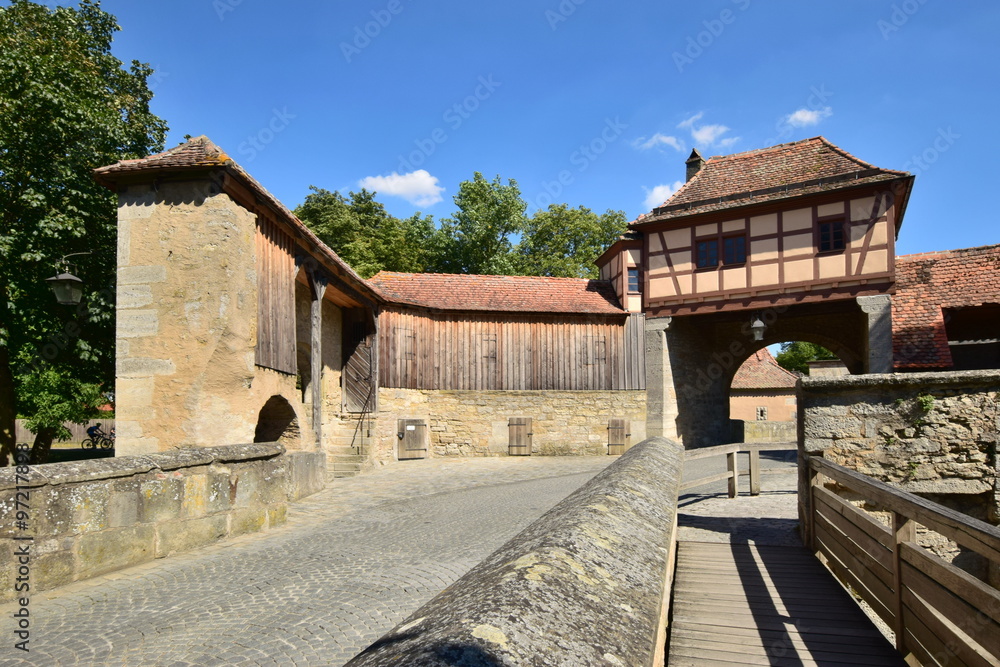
[0,456,614,666]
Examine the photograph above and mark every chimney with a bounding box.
[685,148,705,182]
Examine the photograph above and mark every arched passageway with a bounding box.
[253,395,300,445]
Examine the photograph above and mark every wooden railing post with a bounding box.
[806,460,821,553]
[727,450,738,498]
[749,449,761,496]
[892,511,916,656]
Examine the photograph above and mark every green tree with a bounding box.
[775,341,838,375]
[294,187,437,278]
[435,172,527,275]
[517,204,628,279]
[0,0,167,464]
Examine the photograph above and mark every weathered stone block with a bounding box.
[107,490,140,528]
[229,507,268,537]
[267,505,287,527]
[138,475,185,523]
[155,515,228,558]
[77,525,156,579]
[117,264,167,285]
[33,549,76,592]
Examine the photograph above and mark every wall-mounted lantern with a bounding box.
[750,313,767,342]
[45,252,91,306]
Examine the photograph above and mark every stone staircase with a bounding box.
[326,415,374,479]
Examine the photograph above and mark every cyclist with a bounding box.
[86,423,104,439]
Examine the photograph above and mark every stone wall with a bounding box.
[799,370,999,522]
[374,389,647,462]
[114,179,329,456]
[345,437,684,667]
[731,419,797,443]
[0,444,325,601]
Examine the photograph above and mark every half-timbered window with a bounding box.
[723,235,747,265]
[627,268,641,293]
[696,239,719,269]
[818,218,846,252]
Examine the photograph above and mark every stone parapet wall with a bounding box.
[0,444,325,601]
[374,389,647,462]
[345,437,684,666]
[732,419,797,443]
[799,370,998,519]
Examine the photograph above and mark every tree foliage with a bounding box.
[517,204,627,279]
[294,187,437,278]
[435,172,527,276]
[0,0,167,464]
[775,341,838,375]
[296,173,629,281]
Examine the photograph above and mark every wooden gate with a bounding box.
[343,310,376,414]
[508,417,532,456]
[608,418,629,455]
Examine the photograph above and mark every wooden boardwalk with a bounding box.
[668,541,906,666]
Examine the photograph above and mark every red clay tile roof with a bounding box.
[893,244,1000,370]
[731,348,799,390]
[636,137,911,224]
[370,272,625,315]
[94,136,382,303]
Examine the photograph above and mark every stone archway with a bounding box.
[253,395,301,446]
[654,299,874,448]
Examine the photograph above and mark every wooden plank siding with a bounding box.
[378,308,646,391]
[254,212,297,375]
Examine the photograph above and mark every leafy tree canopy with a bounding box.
[0,0,167,464]
[436,172,527,276]
[517,204,627,279]
[775,341,838,375]
[294,187,437,278]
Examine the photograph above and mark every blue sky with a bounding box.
[40,1,1000,255]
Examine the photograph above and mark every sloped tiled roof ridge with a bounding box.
[731,348,799,390]
[637,137,911,224]
[893,243,1000,370]
[370,272,625,315]
[94,136,381,301]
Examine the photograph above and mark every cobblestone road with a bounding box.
[0,457,614,666]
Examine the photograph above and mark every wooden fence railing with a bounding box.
[682,441,798,497]
[803,455,1000,667]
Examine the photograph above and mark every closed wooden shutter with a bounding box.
[509,417,532,456]
[608,418,629,455]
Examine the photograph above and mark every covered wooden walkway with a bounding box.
[668,541,905,666]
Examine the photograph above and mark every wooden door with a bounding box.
[509,417,532,456]
[397,419,427,460]
[608,418,629,455]
[344,310,377,414]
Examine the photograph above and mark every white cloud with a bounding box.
[677,112,704,130]
[633,133,685,152]
[358,170,445,207]
[643,180,685,210]
[677,111,738,149]
[785,106,833,128]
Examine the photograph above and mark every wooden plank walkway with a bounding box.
[668,541,907,666]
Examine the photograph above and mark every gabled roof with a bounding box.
[635,137,912,224]
[370,272,625,315]
[893,244,1000,370]
[731,348,799,390]
[94,136,383,304]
